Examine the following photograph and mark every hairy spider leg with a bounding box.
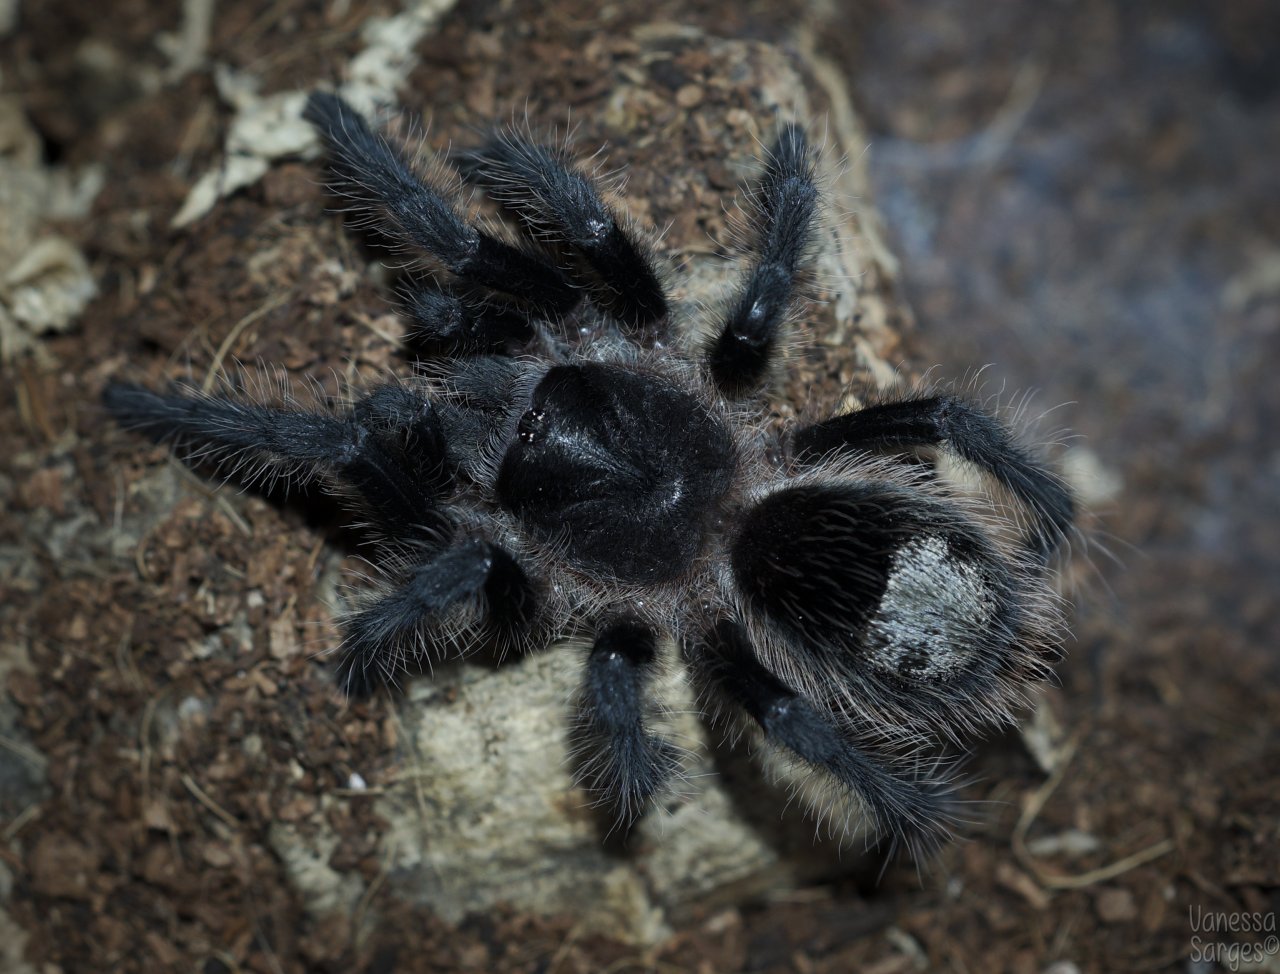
[707,123,819,396]
[338,538,534,698]
[700,620,956,858]
[460,134,669,332]
[792,395,1075,558]
[570,620,682,824]
[102,382,452,542]
[399,281,537,356]
[335,365,542,694]
[303,92,580,319]
[349,383,452,497]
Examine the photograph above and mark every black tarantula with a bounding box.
[105,92,1074,856]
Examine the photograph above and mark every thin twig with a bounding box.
[181,773,242,830]
[3,802,41,841]
[201,291,293,394]
[1013,729,1175,890]
[0,733,47,770]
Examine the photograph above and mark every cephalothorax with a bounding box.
[106,93,1073,855]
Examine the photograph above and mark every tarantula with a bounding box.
[105,92,1073,855]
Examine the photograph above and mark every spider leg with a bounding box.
[707,123,818,396]
[460,135,668,331]
[700,620,954,858]
[571,620,680,824]
[792,395,1074,557]
[103,381,451,541]
[303,92,580,318]
[339,537,534,697]
[348,383,453,504]
[427,355,531,483]
[400,281,536,356]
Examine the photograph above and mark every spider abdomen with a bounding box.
[496,362,737,584]
[863,534,1002,682]
[731,484,1012,686]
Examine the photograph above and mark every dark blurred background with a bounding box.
[844,5,1280,962]
[854,0,1280,650]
